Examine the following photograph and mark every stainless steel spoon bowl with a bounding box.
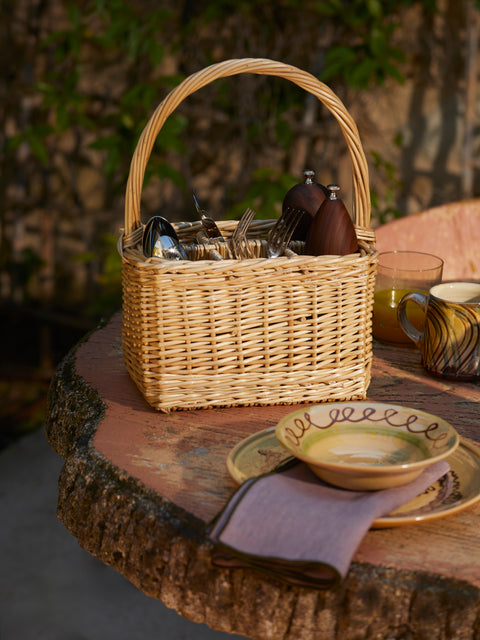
[142,216,188,260]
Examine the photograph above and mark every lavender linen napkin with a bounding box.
[207,460,450,589]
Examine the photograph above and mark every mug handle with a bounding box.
[397,291,428,345]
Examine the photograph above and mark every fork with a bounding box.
[229,207,256,259]
[193,192,232,258]
[266,206,303,258]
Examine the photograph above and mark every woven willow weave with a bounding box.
[120,58,378,412]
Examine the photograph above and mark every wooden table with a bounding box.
[46,313,480,640]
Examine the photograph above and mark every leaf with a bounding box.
[154,114,188,154]
[27,132,50,166]
[369,26,388,58]
[365,0,383,19]
[89,134,122,151]
[147,40,164,68]
[313,0,343,16]
[383,62,405,84]
[321,45,357,82]
[150,162,186,189]
[55,103,70,132]
[347,58,377,88]
[104,146,122,178]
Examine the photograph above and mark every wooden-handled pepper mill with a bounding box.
[304,184,359,256]
[282,170,328,241]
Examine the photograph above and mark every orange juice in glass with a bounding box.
[373,251,443,345]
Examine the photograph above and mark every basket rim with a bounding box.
[119,218,378,271]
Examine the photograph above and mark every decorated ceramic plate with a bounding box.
[226,427,480,528]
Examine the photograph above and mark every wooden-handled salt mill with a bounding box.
[304,184,359,256]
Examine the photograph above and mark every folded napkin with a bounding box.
[207,459,450,589]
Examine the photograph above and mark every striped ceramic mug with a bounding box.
[398,282,480,380]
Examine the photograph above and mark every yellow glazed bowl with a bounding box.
[275,402,459,490]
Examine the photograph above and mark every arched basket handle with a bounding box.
[124,57,371,235]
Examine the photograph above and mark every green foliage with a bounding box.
[11,0,435,198]
[14,0,187,196]
[225,169,298,220]
[7,124,54,166]
[74,232,123,316]
[318,0,432,88]
[370,146,404,224]
[88,233,123,317]
[3,0,441,320]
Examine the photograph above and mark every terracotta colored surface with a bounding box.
[74,314,480,587]
[375,199,480,281]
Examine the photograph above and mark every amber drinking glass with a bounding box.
[372,251,444,345]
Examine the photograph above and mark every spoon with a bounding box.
[142,216,188,260]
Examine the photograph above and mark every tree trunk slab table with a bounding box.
[46,313,480,640]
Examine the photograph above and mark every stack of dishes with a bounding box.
[227,402,480,527]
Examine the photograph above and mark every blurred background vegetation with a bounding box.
[1,0,479,447]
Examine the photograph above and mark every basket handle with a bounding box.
[124,58,371,235]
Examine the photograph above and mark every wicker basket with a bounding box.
[120,58,377,412]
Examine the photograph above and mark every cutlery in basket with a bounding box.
[266,206,303,258]
[193,192,233,258]
[230,207,256,259]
